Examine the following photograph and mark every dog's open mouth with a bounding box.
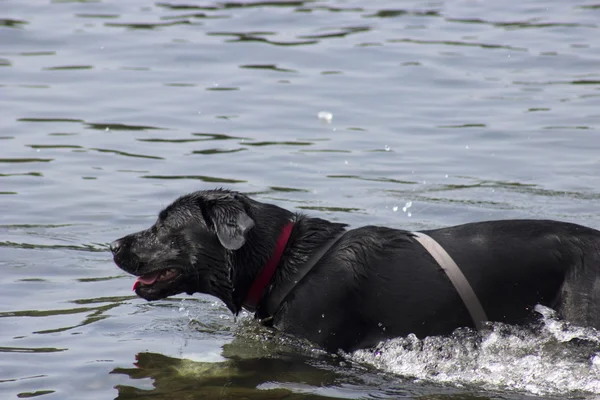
[132,268,181,291]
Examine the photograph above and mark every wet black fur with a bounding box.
[111,189,600,352]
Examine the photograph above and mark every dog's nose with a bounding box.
[110,239,122,255]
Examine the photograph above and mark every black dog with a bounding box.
[111,189,600,352]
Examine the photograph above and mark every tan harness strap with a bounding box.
[412,231,488,330]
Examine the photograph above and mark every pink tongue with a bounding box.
[132,271,161,291]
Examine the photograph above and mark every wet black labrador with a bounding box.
[111,189,600,352]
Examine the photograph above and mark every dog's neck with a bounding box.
[224,202,295,313]
[242,222,294,311]
[231,213,347,315]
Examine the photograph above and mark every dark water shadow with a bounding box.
[388,38,526,52]
[0,241,106,252]
[192,132,250,141]
[297,205,363,213]
[137,138,205,143]
[157,1,309,12]
[0,172,43,177]
[140,175,246,183]
[18,117,83,123]
[43,65,93,71]
[75,13,120,19]
[191,148,247,155]
[0,300,129,335]
[27,144,83,150]
[243,140,313,147]
[364,9,440,18]
[429,179,600,201]
[105,20,192,30]
[298,25,370,40]
[85,122,166,131]
[156,2,219,11]
[90,148,164,160]
[0,18,28,28]
[240,64,297,73]
[207,31,318,46]
[160,12,229,21]
[296,5,363,13]
[446,17,597,30]
[0,346,66,354]
[327,175,417,185]
[0,158,53,163]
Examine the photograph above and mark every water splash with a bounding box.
[351,305,600,397]
[402,201,412,217]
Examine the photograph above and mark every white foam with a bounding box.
[351,305,600,397]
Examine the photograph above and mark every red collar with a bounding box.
[243,222,294,312]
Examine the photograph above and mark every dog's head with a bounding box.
[111,189,284,313]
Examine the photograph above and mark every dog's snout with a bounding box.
[110,239,123,255]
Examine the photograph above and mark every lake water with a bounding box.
[2,0,600,399]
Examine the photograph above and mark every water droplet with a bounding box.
[445,174,449,178]
[378,322,383,327]
[465,145,469,149]
[317,111,333,123]
[105,127,110,132]
[322,314,325,318]
[344,160,348,165]
[393,206,398,212]
[402,201,412,212]
[384,145,391,152]
[407,212,412,217]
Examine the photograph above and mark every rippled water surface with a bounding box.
[2,0,600,399]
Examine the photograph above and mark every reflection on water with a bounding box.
[112,351,344,400]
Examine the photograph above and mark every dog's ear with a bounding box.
[202,193,255,250]
[214,208,255,250]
